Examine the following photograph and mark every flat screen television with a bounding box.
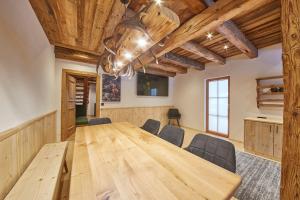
[137,72,169,96]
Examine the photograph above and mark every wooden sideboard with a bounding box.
[244,117,283,161]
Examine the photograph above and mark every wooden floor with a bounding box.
[59,125,244,200]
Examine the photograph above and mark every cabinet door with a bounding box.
[244,120,257,152]
[255,123,274,157]
[274,124,283,160]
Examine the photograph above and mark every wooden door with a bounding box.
[273,124,283,160]
[62,75,76,140]
[244,120,256,153]
[255,122,274,157]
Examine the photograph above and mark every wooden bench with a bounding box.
[4,142,68,200]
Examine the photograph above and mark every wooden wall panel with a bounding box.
[0,111,57,199]
[101,106,173,128]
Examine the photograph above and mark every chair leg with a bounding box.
[168,119,171,125]
[64,160,68,173]
[177,119,180,127]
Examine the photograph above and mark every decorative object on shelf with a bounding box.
[96,1,180,79]
[256,75,284,108]
[102,74,121,102]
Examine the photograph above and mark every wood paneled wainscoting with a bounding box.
[0,111,57,199]
[101,106,173,128]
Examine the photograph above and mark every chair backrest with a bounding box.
[185,134,236,173]
[89,117,112,125]
[141,119,161,135]
[159,125,184,147]
[168,108,181,118]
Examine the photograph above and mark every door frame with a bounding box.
[205,76,230,138]
[61,69,101,140]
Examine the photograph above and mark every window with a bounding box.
[206,76,230,137]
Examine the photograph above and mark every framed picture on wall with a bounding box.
[102,74,121,102]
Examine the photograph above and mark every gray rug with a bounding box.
[235,151,281,200]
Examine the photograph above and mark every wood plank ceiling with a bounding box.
[29,0,281,76]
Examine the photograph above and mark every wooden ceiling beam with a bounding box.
[160,53,205,70]
[140,67,176,77]
[181,0,206,14]
[181,41,226,64]
[148,63,187,74]
[54,46,100,65]
[203,0,258,58]
[55,42,101,56]
[131,0,270,70]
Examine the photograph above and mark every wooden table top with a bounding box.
[70,122,241,200]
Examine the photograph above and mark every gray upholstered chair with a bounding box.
[88,117,112,125]
[159,125,184,147]
[185,134,236,173]
[167,108,181,127]
[141,119,161,135]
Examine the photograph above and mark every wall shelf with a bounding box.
[256,76,284,108]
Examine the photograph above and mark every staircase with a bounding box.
[75,78,89,106]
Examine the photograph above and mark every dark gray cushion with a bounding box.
[167,108,181,119]
[185,134,236,173]
[89,117,112,125]
[141,119,160,135]
[159,125,184,147]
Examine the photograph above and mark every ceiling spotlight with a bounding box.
[206,32,213,40]
[124,51,133,60]
[136,37,148,48]
[224,44,229,50]
[154,0,162,5]
[115,60,123,68]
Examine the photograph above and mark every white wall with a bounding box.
[55,59,174,139]
[104,72,174,108]
[0,1,56,133]
[88,84,96,116]
[174,44,283,142]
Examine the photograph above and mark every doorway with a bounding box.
[206,76,230,138]
[61,69,101,141]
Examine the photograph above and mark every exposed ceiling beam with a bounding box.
[131,0,270,70]
[203,0,258,58]
[181,0,206,14]
[160,53,205,70]
[55,42,101,56]
[181,41,226,64]
[55,46,100,65]
[140,67,176,77]
[148,63,187,74]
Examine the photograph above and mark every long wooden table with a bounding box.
[70,122,241,200]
